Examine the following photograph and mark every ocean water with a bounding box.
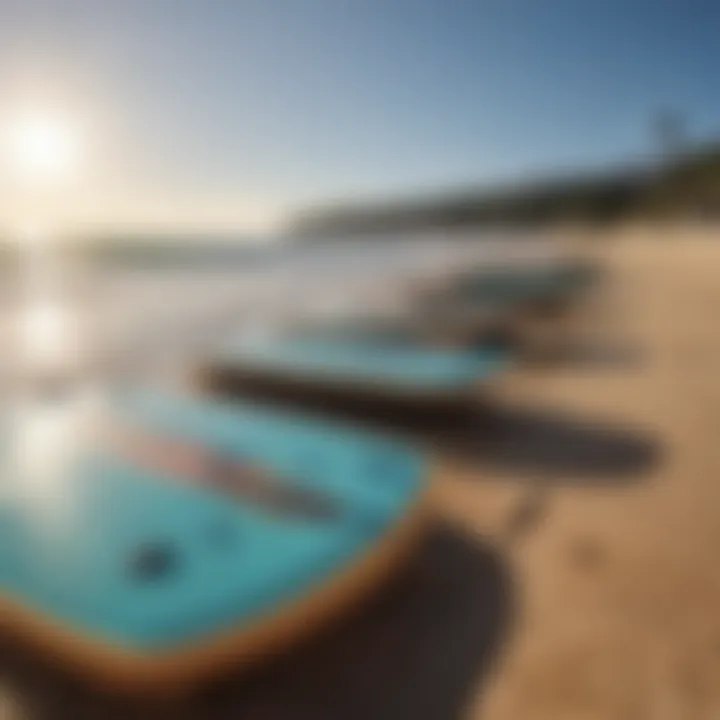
[3,230,563,379]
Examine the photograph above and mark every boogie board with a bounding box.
[419,259,599,323]
[283,307,521,352]
[1,387,430,692]
[198,331,511,408]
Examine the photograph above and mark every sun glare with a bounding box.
[4,110,83,184]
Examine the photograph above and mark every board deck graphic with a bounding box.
[108,423,342,521]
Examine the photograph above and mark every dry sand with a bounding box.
[468,227,720,720]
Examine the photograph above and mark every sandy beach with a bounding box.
[472,226,720,719]
[2,227,720,718]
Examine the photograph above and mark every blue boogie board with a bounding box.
[201,333,511,402]
[422,260,599,316]
[1,387,430,692]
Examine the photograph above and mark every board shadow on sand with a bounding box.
[204,376,661,486]
[521,337,644,371]
[0,524,513,720]
[440,403,661,482]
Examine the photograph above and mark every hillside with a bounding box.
[291,143,720,237]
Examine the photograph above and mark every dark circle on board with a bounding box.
[128,542,179,583]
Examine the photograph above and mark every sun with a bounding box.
[4,110,83,184]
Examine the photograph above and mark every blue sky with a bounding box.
[1,0,718,231]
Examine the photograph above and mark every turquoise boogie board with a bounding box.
[1,387,429,692]
[421,260,599,321]
[199,331,511,406]
[283,309,519,353]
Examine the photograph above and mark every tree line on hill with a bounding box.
[291,141,720,237]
